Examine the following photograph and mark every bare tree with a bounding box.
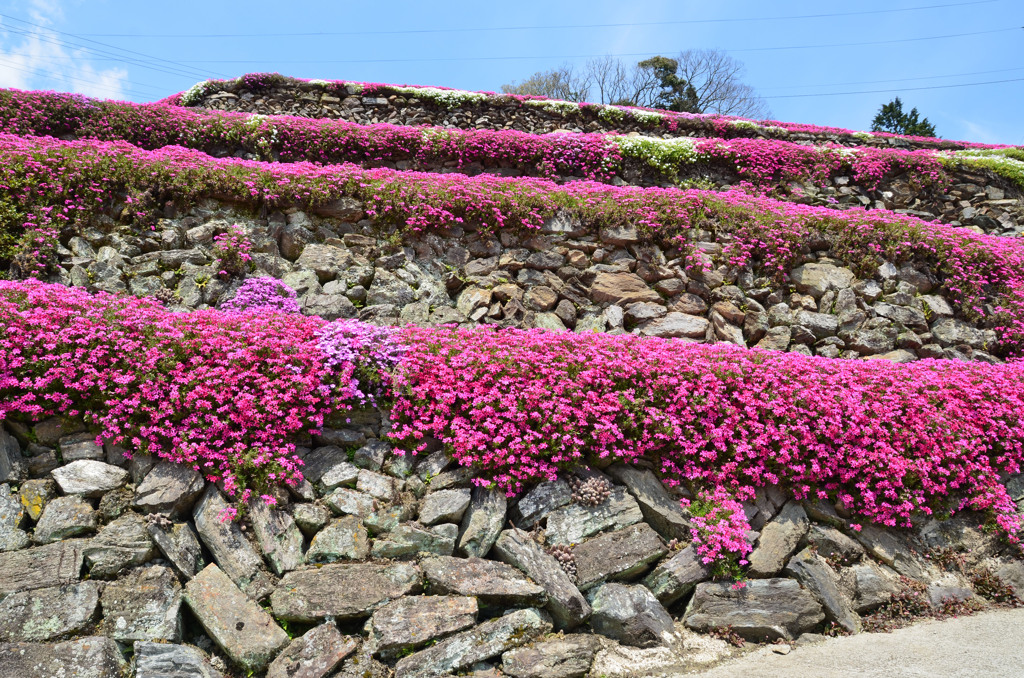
[674,49,770,118]
[502,50,769,117]
[500,65,590,101]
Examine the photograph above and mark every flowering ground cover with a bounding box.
[163,72,1014,151]
[3,279,1023,567]
[0,89,1014,193]
[2,132,1023,353]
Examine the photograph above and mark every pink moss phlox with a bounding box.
[220,276,300,314]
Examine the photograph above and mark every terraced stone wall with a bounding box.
[3,410,1023,678]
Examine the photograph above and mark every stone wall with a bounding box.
[54,198,1006,364]
[2,410,1022,678]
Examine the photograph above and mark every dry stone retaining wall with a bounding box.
[1,412,1023,678]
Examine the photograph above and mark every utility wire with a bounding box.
[760,65,1024,91]
[0,13,228,80]
[158,27,1021,64]
[762,76,1024,98]
[78,0,1001,38]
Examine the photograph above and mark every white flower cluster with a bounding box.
[181,80,214,106]
[393,86,486,110]
[611,135,706,177]
[523,99,580,115]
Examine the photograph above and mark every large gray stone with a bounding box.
[51,459,128,497]
[134,641,224,678]
[0,539,85,595]
[306,515,370,563]
[421,555,546,607]
[302,446,360,493]
[457,486,507,557]
[640,312,710,339]
[134,462,205,517]
[33,494,98,543]
[356,469,397,501]
[839,561,900,612]
[591,272,662,305]
[394,608,552,678]
[15,478,53,522]
[793,310,839,340]
[501,634,602,678]
[0,428,27,483]
[248,499,305,574]
[183,564,289,673]
[784,548,861,634]
[324,487,377,518]
[368,595,478,658]
[642,545,712,606]
[368,268,416,307]
[492,528,591,629]
[511,479,572,529]
[0,484,28,551]
[545,486,643,546]
[192,486,274,599]
[605,465,691,541]
[419,488,472,526]
[266,623,359,678]
[58,432,105,461]
[684,578,825,641]
[931,317,986,348]
[82,512,155,577]
[0,581,99,641]
[100,565,182,642]
[588,583,675,648]
[0,636,128,678]
[292,503,332,537]
[296,243,354,283]
[746,501,809,577]
[148,521,205,579]
[853,524,930,580]
[790,263,855,299]
[371,523,456,559]
[572,523,666,591]
[271,562,421,622]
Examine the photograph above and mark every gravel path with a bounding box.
[687,608,1024,678]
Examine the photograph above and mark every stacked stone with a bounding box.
[2,415,1023,677]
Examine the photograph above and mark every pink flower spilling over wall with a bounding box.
[2,132,1023,354]
[389,325,1024,551]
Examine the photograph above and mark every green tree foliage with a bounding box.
[637,56,700,112]
[871,97,938,138]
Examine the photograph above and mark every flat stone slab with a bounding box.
[501,634,603,678]
[457,486,507,558]
[0,636,128,678]
[493,528,591,629]
[0,581,99,642]
[0,484,28,552]
[0,539,85,595]
[305,515,370,563]
[421,555,546,607]
[266,623,359,678]
[642,545,711,606]
[746,501,809,577]
[32,494,97,543]
[133,461,205,517]
[134,641,224,678]
[544,487,643,546]
[605,465,691,541]
[183,564,289,673]
[684,578,825,641]
[148,521,205,579]
[100,565,182,642]
[323,487,377,518]
[248,499,305,574]
[192,486,274,599]
[368,595,478,658]
[302,446,359,492]
[588,583,675,648]
[419,488,472,526]
[51,459,128,497]
[785,547,861,634]
[394,608,552,678]
[853,524,930,580]
[371,523,456,559]
[572,522,667,591]
[82,512,155,578]
[271,562,421,623]
[511,479,572,529]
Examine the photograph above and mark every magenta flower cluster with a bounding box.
[388,326,1024,552]
[220,276,300,314]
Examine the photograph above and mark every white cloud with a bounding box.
[0,0,129,99]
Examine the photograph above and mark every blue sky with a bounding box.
[0,0,1020,143]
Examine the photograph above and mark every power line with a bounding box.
[0,13,228,81]
[760,66,1024,91]
[762,76,1024,99]
[155,27,1021,64]
[0,55,162,99]
[77,0,1001,38]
